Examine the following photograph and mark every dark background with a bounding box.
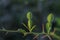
[0,0,60,40]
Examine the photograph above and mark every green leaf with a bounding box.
[27,12,32,19]
[55,17,60,26]
[19,29,26,33]
[47,13,54,22]
[30,25,36,32]
[27,12,33,32]
[46,23,52,34]
[22,23,28,29]
[28,20,32,31]
[46,13,54,34]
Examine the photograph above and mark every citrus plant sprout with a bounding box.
[0,12,59,40]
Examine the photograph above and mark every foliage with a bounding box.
[46,13,54,34]
[45,13,60,40]
[0,12,60,40]
[33,13,60,40]
[55,17,60,26]
[22,12,36,32]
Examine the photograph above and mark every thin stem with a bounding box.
[0,29,60,40]
[42,24,45,33]
[0,29,18,32]
[47,35,52,40]
[22,23,29,30]
[41,35,47,38]
[0,29,47,35]
[30,25,36,32]
[24,32,46,35]
[33,34,40,39]
[22,23,30,32]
